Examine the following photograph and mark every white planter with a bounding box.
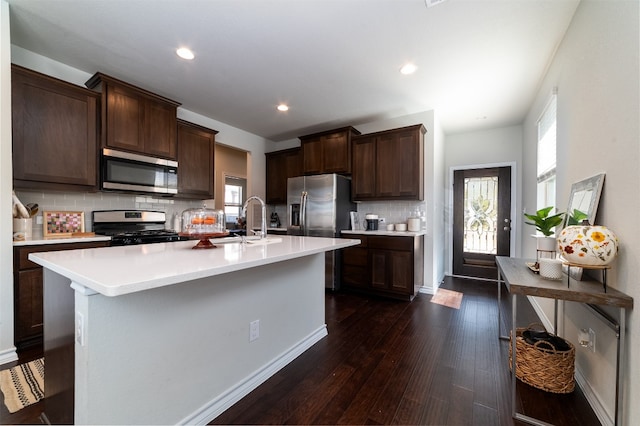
[536,236,557,252]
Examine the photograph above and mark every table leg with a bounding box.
[498,269,509,340]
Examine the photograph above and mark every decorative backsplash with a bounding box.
[15,190,203,239]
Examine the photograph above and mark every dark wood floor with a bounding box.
[213,277,600,426]
[1,277,600,425]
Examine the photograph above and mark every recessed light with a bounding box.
[277,104,289,112]
[400,63,417,75]
[176,47,195,60]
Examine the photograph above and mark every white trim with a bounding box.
[419,285,434,295]
[0,347,18,366]
[178,325,328,425]
[447,161,518,276]
[575,366,613,426]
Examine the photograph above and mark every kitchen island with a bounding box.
[29,235,359,425]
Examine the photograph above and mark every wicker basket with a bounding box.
[509,323,575,394]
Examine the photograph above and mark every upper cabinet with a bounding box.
[300,126,360,175]
[352,124,426,201]
[265,147,302,204]
[12,64,100,192]
[176,120,217,199]
[86,73,181,160]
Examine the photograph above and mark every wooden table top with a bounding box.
[496,256,633,309]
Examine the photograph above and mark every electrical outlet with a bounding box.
[249,319,260,342]
[588,328,596,353]
[76,312,85,346]
[378,218,386,224]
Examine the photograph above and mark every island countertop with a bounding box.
[29,235,360,297]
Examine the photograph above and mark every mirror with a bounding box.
[563,173,605,228]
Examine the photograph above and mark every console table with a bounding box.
[496,256,633,426]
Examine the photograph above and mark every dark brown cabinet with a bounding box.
[11,64,100,192]
[176,120,217,199]
[341,235,370,290]
[300,126,360,175]
[265,147,302,204]
[352,124,425,201]
[341,233,423,300]
[86,72,180,160]
[13,240,110,348]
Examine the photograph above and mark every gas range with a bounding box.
[92,210,187,246]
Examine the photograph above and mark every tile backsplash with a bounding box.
[14,190,203,239]
[267,200,427,231]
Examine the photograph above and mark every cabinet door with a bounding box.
[352,136,376,200]
[388,250,413,294]
[322,132,350,174]
[375,133,399,198]
[266,152,287,204]
[12,65,99,191]
[177,121,216,199]
[106,83,145,153]
[302,137,323,175]
[146,100,177,159]
[395,128,421,198]
[15,269,44,344]
[370,250,388,290]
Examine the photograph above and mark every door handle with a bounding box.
[503,218,511,231]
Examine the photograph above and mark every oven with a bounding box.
[93,210,187,246]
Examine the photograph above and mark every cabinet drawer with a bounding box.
[343,234,368,247]
[15,241,110,270]
[368,236,413,251]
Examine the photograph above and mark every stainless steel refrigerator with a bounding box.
[287,174,355,290]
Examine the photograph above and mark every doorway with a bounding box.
[452,166,512,280]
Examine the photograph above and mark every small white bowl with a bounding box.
[394,223,407,232]
[386,224,394,231]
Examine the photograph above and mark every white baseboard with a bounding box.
[574,368,613,426]
[179,325,329,425]
[0,347,18,366]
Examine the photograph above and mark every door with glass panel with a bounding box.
[453,167,511,279]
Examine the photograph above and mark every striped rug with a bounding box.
[0,358,44,413]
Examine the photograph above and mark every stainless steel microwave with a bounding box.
[101,148,178,195]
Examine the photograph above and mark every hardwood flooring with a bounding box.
[213,277,600,426]
[0,276,600,425]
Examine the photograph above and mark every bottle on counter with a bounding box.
[173,213,182,232]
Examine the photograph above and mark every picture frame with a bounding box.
[43,210,85,238]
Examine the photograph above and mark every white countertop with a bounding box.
[13,235,112,246]
[342,230,427,237]
[29,235,360,297]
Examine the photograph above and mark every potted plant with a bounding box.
[524,206,565,251]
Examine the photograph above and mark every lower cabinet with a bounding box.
[341,234,424,300]
[13,241,110,349]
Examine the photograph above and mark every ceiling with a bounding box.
[7,0,580,142]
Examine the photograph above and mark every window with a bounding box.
[224,176,246,227]
[537,93,557,210]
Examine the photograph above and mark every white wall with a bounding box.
[522,1,639,424]
[0,0,18,365]
[444,125,524,274]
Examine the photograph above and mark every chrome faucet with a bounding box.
[242,195,267,239]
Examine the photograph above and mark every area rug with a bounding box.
[0,358,44,413]
[430,289,463,309]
